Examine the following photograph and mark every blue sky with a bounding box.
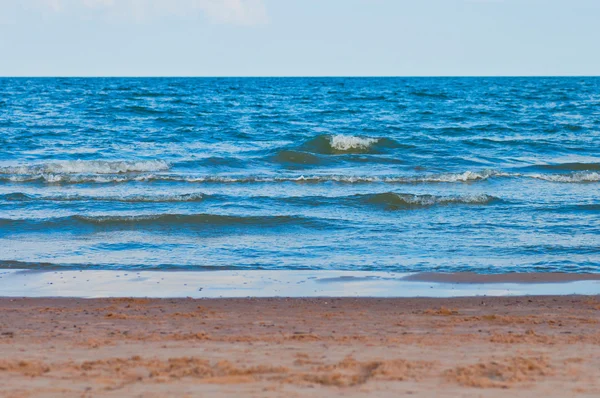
[0,0,598,76]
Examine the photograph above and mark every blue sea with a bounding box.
[1,77,599,273]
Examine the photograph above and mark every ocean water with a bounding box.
[1,77,599,273]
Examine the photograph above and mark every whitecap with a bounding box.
[329,134,379,151]
[528,171,600,183]
[0,160,170,175]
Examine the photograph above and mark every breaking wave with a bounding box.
[360,192,501,210]
[0,214,329,230]
[300,134,399,154]
[1,169,598,185]
[0,160,170,175]
[528,171,600,183]
[0,170,504,184]
[330,135,379,151]
[0,192,206,203]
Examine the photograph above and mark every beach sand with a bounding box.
[1,296,599,397]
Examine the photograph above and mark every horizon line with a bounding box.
[1,75,599,78]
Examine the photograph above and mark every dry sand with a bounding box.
[1,295,599,397]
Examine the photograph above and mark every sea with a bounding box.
[1,77,599,273]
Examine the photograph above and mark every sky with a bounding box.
[0,0,599,76]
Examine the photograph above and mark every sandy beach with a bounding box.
[1,295,599,397]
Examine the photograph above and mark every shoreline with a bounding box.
[0,296,598,397]
[1,269,599,298]
[402,272,600,283]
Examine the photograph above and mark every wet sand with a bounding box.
[403,272,600,283]
[2,270,600,298]
[1,296,599,397]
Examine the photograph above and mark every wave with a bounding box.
[524,163,600,172]
[2,170,597,185]
[300,134,399,154]
[1,174,141,183]
[407,170,503,183]
[271,150,325,165]
[0,260,61,270]
[544,204,600,212]
[529,171,600,183]
[122,105,173,115]
[330,135,379,152]
[0,192,33,201]
[360,192,500,210]
[72,214,309,227]
[193,157,247,168]
[289,170,502,183]
[0,192,206,203]
[0,160,170,175]
[410,90,451,99]
[0,214,328,230]
[0,260,260,271]
[0,190,503,210]
[0,170,505,184]
[571,204,600,211]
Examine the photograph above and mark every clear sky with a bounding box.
[0,0,598,76]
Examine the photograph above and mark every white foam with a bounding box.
[5,174,132,183]
[0,160,170,175]
[329,134,379,151]
[11,170,598,185]
[528,172,600,183]
[18,193,206,203]
[412,170,506,183]
[393,193,496,206]
[1,171,505,184]
[293,175,378,183]
[112,193,205,202]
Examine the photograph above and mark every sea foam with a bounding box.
[0,192,206,203]
[4,169,597,185]
[362,192,499,209]
[329,134,379,151]
[0,160,170,175]
[529,171,600,183]
[299,134,387,154]
[0,170,506,184]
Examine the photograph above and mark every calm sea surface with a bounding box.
[1,77,599,273]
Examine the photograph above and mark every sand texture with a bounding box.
[0,296,599,397]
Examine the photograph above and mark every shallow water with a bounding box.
[1,77,599,273]
[1,270,599,298]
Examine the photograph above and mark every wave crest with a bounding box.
[0,214,327,230]
[330,135,379,151]
[300,134,397,154]
[11,169,597,185]
[0,192,206,203]
[0,192,33,201]
[529,171,600,183]
[361,192,500,210]
[0,170,505,184]
[0,160,170,175]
